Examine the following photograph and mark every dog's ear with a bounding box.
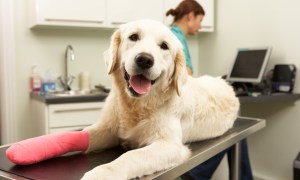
[104,29,121,74]
[174,50,188,96]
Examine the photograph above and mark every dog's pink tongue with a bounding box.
[129,75,151,95]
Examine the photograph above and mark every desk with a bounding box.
[0,117,265,180]
[239,93,300,104]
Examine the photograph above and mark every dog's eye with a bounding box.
[129,33,139,41]
[160,42,169,50]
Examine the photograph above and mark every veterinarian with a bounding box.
[166,0,253,179]
[165,0,202,76]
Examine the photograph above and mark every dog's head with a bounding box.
[105,19,187,98]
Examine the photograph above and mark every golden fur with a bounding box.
[81,19,240,180]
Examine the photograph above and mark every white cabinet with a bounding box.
[198,0,214,31]
[28,0,106,28]
[164,0,214,32]
[31,99,104,135]
[28,0,214,31]
[107,0,164,28]
[29,0,164,29]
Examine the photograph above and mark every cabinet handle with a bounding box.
[45,18,104,24]
[111,21,126,25]
[201,25,213,29]
[54,107,102,113]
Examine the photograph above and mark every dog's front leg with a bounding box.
[81,139,191,180]
[83,96,120,153]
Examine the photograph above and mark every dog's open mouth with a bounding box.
[124,70,156,96]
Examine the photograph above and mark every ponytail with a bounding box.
[166,0,205,23]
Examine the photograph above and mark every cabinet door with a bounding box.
[48,102,104,129]
[198,0,214,31]
[29,0,106,28]
[164,0,214,32]
[107,0,164,27]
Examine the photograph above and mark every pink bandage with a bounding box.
[6,131,89,165]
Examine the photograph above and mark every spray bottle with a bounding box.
[30,65,42,92]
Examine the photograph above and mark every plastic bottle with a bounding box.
[42,69,56,92]
[30,65,42,93]
[79,71,90,91]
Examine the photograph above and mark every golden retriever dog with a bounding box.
[81,19,240,179]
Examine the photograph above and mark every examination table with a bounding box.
[0,117,265,180]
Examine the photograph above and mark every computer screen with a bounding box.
[227,47,272,83]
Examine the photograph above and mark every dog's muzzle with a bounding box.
[124,53,157,97]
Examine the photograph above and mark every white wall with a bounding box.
[197,0,300,179]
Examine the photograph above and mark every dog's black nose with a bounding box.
[135,53,154,69]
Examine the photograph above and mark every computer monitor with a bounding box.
[227,47,272,83]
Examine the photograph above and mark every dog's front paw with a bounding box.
[81,165,126,180]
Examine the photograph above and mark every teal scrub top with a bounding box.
[170,25,193,74]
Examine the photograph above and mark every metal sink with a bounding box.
[47,89,106,97]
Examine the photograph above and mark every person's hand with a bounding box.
[186,66,193,76]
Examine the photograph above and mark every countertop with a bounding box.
[30,91,108,104]
[32,91,300,105]
[238,92,300,104]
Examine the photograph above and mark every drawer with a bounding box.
[49,126,87,134]
[48,102,104,128]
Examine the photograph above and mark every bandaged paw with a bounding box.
[6,131,89,165]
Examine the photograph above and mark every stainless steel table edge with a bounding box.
[0,144,28,180]
[0,171,29,180]
[149,117,266,180]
